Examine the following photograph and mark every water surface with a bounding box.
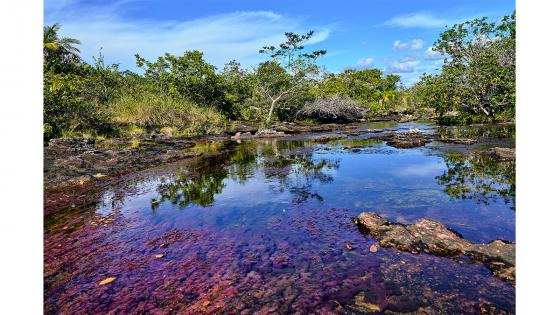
[44,122,515,314]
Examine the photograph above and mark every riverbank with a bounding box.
[44,121,516,190]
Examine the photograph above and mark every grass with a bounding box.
[109,92,226,136]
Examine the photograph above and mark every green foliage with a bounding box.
[108,91,225,136]
[134,51,231,114]
[413,12,516,124]
[256,31,326,125]
[43,23,82,73]
[219,60,255,119]
[43,72,113,140]
[312,69,401,116]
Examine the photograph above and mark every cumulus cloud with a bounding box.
[383,12,453,28]
[356,57,375,68]
[410,39,425,50]
[423,46,446,60]
[386,60,420,73]
[393,39,425,51]
[44,1,331,70]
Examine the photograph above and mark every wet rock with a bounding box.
[310,134,346,143]
[356,212,515,283]
[271,124,312,134]
[44,137,201,189]
[226,124,259,135]
[438,138,477,145]
[231,129,288,140]
[255,129,287,137]
[377,130,434,148]
[231,132,253,140]
[481,147,515,161]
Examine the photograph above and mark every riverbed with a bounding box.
[44,122,515,314]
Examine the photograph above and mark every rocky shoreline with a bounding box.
[43,122,365,190]
[44,121,514,196]
[355,212,516,283]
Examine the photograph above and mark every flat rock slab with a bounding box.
[438,138,477,145]
[377,131,434,148]
[44,138,201,189]
[356,212,515,283]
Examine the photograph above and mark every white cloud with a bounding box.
[44,2,331,71]
[393,39,425,51]
[423,46,446,60]
[395,163,446,177]
[393,40,408,50]
[383,13,453,28]
[410,39,425,50]
[356,57,374,68]
[386,60,420,73]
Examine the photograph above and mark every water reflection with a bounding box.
[438,124,515,140]
[154,140,339,208]
[436,152,515,209]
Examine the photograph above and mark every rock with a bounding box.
[255,129,286,137]
[272,124,311,134]
[44,137,201,190]
[481,147,515,161]
[356,212,516,283]
[226,124,259,135]
[377,131,434,148]
[310,134,346,143]
[438,138,477,145]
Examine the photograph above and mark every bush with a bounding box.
[297,96,369,123]
[108,92,225,136]
[44,72,113,140]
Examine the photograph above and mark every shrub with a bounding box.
[109,92,225,136]
[43,72,113,140]
[297,96,369,123]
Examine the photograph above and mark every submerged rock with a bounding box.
[356,212,515,283]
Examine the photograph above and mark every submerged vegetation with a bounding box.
[43,12,515,140]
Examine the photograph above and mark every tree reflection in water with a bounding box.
[154,140,339,208]
[436,152,515,209]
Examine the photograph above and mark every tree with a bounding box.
[256,31,327,126]
[43,23,82,71]
[135,51,226,111]
[312,69,401,115]
[415,12,516,123]
[219,60,255,119]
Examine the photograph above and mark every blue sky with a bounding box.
[45,0,515,85]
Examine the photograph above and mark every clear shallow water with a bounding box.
[44,123,515,314]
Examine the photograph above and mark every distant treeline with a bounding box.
[43,12,515,140]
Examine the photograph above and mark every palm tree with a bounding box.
[43,23,81,63]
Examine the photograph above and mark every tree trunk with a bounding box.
[266,99,277,126]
